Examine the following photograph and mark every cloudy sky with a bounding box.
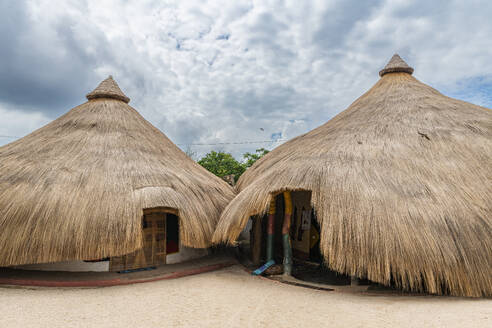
[1,0,491,158]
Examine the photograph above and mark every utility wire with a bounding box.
[177,139,286,146]
[0,134,286,146]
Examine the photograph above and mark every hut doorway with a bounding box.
[250,190,321,273]
[110,209,179,272]
[249,191,351,284]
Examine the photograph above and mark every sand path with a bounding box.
[0,265,490,328]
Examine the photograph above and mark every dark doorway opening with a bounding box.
[166,213,179,254]
[247,190,353,285]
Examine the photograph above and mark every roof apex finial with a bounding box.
[379,54,414,77]
[86,76,130,103]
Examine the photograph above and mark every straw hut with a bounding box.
[213,55,492,297]
[0,76,235,272]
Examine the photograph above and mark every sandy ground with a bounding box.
[0,265,490,328]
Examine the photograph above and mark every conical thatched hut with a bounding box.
[213,55,492,297]
[0,76,235,271]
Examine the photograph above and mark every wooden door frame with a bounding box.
[143,207,179,216]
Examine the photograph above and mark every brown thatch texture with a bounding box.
[0,77,235,266]
[213,57,492,297]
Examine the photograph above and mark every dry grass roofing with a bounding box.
[0,76,235,266]
[213,54,492,297]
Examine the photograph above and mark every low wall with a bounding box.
[13,244,208,272]
[14,260,110,272]
[166,246,209,264]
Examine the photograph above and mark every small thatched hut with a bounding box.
[0,76,235,272]
[213,55,492,297]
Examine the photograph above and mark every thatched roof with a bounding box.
[213,55,492,297]
[0,76,235,266]
[86,75,130,103]
[379,53,414,76]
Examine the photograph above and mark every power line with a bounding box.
[0,134,286,146]
[177,139,286,146]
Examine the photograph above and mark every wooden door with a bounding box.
[147,213,166,266]
[110,212,167,271]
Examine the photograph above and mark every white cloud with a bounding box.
[0,103,51,146]
[1,0,491,157]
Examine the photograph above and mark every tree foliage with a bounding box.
[242,148,269,168]
[197,151,245,181]
[197,148,269,182]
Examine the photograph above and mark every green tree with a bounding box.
[198,151,245,182]
[242,148,269,168]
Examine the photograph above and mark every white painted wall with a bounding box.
[166,244,208,264]
[13,243,208,272]
[14,260,109,272]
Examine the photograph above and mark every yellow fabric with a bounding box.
[268,197,276,215]
[283,191,292,215]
